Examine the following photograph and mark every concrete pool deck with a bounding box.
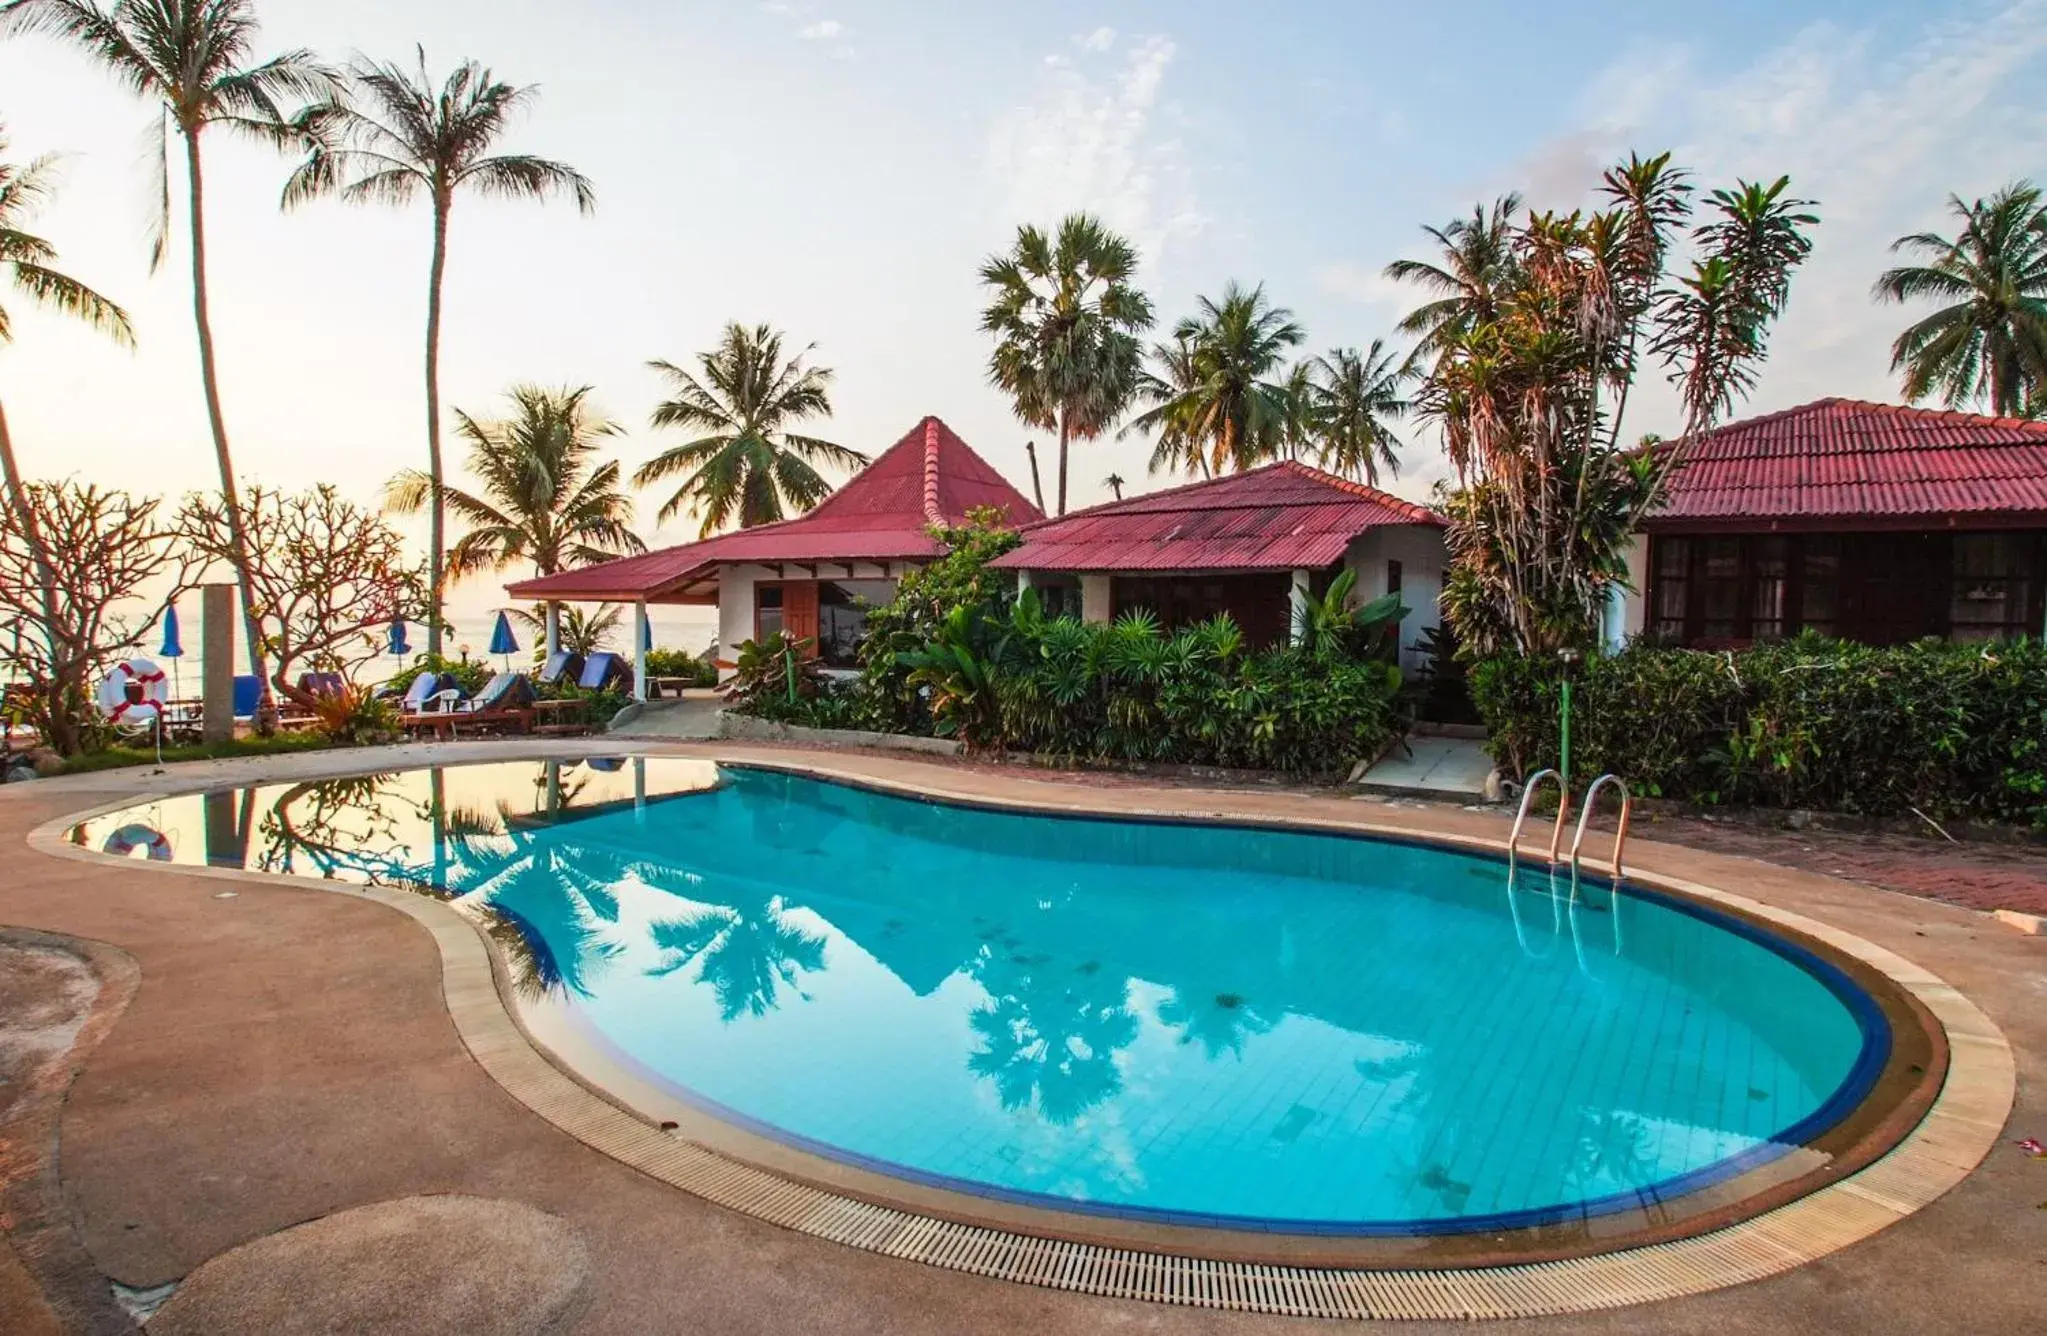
[0,740,2042,1333]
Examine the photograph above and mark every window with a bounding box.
[1750,537,1789,640]
[1699,538,1742,641]
[1950,535,2036,641]
[1651,537,1691,639]
[1386,560,1403,596]
[816,579,896,667]
[1800,537,1841,638]
[755,583,784,641]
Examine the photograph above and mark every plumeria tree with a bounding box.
[175,484,425,713]
[1391,155,1817,656]
[0,482,187,754]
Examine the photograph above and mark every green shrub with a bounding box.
[643,647,717,687]
[1472,636,2047,825]
[384,654,492,698]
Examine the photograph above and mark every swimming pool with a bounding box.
[70,757,1895,1237]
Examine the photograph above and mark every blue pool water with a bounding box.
[74,759,1884,1232]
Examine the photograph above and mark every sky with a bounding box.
[2,0,2044,650]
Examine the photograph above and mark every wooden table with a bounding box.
[530,699,593,736]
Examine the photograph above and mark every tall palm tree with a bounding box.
[388,384,643,584]
[1310,342,1408,485]
[1873,181,2047,417]
[2,0,336,688]
[285,50,594,659]
[1273,360,1323,462]
[0,127,134,644]
[1128,282,1303,475]
[1126,333,1210,479]
[980,213,1154,514]
[635,322,866,535]
[1382,194,1521,366]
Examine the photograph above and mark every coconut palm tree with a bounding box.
[1,0,337,689]
[1873,181,2047,417]
[1273,360,1324,463]
[0,127,134,643]
[980,213,1154,514]
[1382,195,1521,366]
[1102,472,1125,501]
[1310,342,1408,485]
[1126,333,1210,479]
[635,322,866,535]
[389,384,642,588]
[1127,282,1303,475]
[512,601,621,658]
[284,50,594,659]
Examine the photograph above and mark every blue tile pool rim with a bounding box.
[487,759,1900,1241]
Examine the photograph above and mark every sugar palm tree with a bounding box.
[285,50,594,659]
[980,213,1155,514]
[1310,341,1408,485]
[0,128,134,638]
[635,322,866,535]
[1873,181,2047,417]
[2,0,337,688]
[388,384,643,585]
[1128,282,1303,475]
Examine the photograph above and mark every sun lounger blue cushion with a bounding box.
[402,673,448,713]
[579,652,625,690]
[466,672,536,712]
[232,676,262,719]
[538,651,584,686]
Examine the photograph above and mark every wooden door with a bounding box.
[782,580,820,647]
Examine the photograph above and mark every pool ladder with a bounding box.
[1505,770,1633,971]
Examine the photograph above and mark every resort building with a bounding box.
[507,416,1041,687]
[1614,399,2047,647]
[992,461,1450,665]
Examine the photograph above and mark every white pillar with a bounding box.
[1080,573,1113,624]
[1602,580,1628,652]
[544,601,560,658]
[1015,568,1034,595]
[1290,569,1311,644]
[632,599,649,702]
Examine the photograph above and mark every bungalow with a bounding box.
[506,416,1041,694]
[1613,399,2047,647]
[992,461,1451,666]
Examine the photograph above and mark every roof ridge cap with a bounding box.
[1275,459,1445,523]
[921,417,945,526]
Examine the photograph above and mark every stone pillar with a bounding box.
[201,582,234,743]
[632,599,649,702]
[1080,573,1113,624]
[545,601,561,658]
[1290,569,1312,644]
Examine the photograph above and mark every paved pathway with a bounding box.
[1352,734,1494,801]
[0,740,2041,1334]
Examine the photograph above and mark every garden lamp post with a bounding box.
[1557,648,1582,791]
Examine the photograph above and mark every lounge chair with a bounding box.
[537,651,584,687]
[401,672,457,714]
[405,672,537,739]
[579,652,626,690]
[232,675,263,720]
[458,672,538,715]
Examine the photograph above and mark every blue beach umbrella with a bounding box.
[488,610,520,668]
[387,617,411,659]
[158,603,184,699]
[641,613,654,653]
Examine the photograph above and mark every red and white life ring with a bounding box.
[96,657,169,728]
[102,822,172,861]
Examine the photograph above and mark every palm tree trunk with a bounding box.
[1055,409,1070,516]
[183,130,269,693]
[424,198,450,659]
[0,397,61,660]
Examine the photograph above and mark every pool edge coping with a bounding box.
[22,749,2016,1322]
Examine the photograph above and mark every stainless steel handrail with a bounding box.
[1569,773,1633,883]
[1506,768,1571,877]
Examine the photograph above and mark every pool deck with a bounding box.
[1,739,2042,1334]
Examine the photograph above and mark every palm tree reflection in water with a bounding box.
[967,940,1139,1126]
[645,889,827,1022]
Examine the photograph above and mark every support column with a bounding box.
[200,582,234,744]
[545,601,561,658]
[632,599,649,702]
[1080,573,1113,624]
[1289,568,1311,645]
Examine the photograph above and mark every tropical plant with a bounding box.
[1308,341,1409,484]
[1103,471,1125,500]
[389,383,641,589]
[722,631,827,709]
[1296,568,1408,662]
[635,322,864,534]
[0,481,184,754]
[285,48,594,658]
[1873,181,2047,417]
[301,683,400,746]
[1393,155,1818,657]
[513,601,621,658]
[0,124,135,681]
[1272,360,1323,462]
[1128,333,1210,478]
[1126,282,1303,475]
[980,213,1155,513]
[174,483,425,713]
[855,508,1022,724]
[2,0,339,692]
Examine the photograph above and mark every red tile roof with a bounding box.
[989,460,1444,573]
[1652,398,2047,530]
[507,417,1041,601]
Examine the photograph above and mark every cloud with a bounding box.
[1312,261,1411,316]
[984,33,1206,261]
[797,19,843,40]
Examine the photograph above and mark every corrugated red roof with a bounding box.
[508,417,1041,601]
[989,461,1444,573]
[1653,398,2047,530]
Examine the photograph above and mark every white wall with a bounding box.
[1343,525,1448,669]
[712,561,909,677]
[1616,535,1650,645]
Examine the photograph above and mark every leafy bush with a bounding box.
[306,685,402,746]
[1472,636,2047,825]
[722,632,831,713]
[858,509,1022,730]
[643,647,717,687]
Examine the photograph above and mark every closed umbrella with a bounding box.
[388,618,411,659]
[642,614,654,653]
[488,610,520,669]
[158,603,184,701]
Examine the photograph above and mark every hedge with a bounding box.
[1471,636,2047,826]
